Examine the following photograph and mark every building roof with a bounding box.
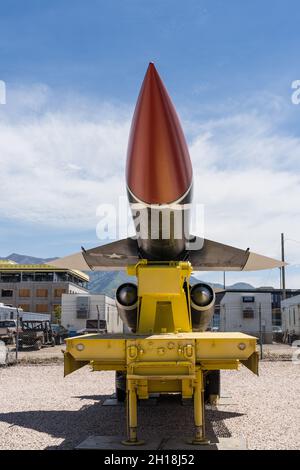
[281,294,300,307]
[222,288,300,294]
[0,263,89,282]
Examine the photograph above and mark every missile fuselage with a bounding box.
[126,63,193,261]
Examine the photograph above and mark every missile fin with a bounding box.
[48,238,139,271]
[188,237,285,271]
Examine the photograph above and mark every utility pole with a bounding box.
[258,303,263,359]
[96,305,100,332]
[281,233,286,300]
[16,307,20,364]
[223,272,226,290]
[279,267,282,290]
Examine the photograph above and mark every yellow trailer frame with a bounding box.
[65,331,258,445]
[64,261,258,445]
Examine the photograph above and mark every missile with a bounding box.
[50,63,285,272]
[127,62,192,260]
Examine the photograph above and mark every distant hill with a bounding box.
[1,253,56,265]
[0,253,255,297]
[87,273,255,297]
[227,282,256,290]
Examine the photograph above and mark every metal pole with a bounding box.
[96,305,100,333]
[281,233,286,300]
[259,303,263,359]
[223,271,226,290]
[279,267,282,290]
[16,307,20,364]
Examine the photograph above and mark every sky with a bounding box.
[0,0,300,287]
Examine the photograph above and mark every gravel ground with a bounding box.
[6,345,65,364]
[0,362,299,450]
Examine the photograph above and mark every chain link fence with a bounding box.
[0,301,296,367]
[0,310,54,366]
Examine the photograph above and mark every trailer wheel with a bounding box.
[204,370,221,404]
[115,371,126,402]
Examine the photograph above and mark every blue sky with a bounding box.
[1,1,300,104]
[0,0,300,287]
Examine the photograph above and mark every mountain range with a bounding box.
[1,253,255,297]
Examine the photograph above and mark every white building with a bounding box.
[281,294,300,338]
[61,293,123,334]
[219,291,273,343]
[0,303,50,321]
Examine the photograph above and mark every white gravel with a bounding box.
[0,362,299,450]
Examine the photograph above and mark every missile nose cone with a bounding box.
[126,63,193,204]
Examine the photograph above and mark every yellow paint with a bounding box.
[132,261,192,333]
[64,261,259,443]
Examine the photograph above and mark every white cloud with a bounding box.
[189,113,300,263]
[0,85,299,286]
[0,86,131,227]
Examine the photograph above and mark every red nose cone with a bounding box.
[126,63,193,204]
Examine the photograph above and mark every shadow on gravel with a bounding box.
[0,393,244,449]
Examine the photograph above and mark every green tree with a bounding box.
[53,305,62,325]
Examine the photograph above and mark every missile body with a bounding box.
[126,63,193,261]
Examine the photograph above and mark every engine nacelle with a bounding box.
[190,282,215,331]
[116,283,138,332]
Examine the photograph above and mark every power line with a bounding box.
[285,238,300,245]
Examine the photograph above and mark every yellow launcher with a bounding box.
[64,261,258,445]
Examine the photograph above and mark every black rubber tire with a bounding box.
[204,370,221,402]
[115,371,126,402]
[34,340,42,351]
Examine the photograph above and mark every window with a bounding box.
[19,289,30,297]
[36,288,48,298]
[35,272,54,282]
[22,273,35,282]
[19,304,30,312]
[0,273,20,282]
[35,304,49,313]
[243,308,254,318]
[76,296,89,319]
[54,288,66,297]
[0,321,16,327]
[55,272,68,282]
[1,289,13,297]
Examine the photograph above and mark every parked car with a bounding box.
[67,328,81,338]
[18,320,55,350]
[272,325,283,343]
[77,319,107,335]
[0,320,20,345]
[51,324,68,345]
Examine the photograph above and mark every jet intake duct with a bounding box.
[190,283,215,331]
[116,283,138,332]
